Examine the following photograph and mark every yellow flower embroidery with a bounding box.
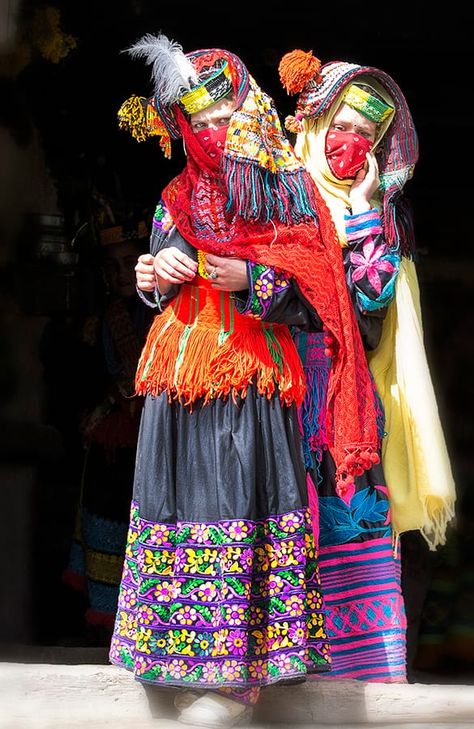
[143,549,174,575]
[138,606,154,625]
[254,278,274,301]
[125,530,139,558]
[149,524,171,545]
[136,628,152,655]
[168,659,188,678]
[153,580,175,601]
[196,581,219,601]
[183,548,218,575]
[248,660,268,678]
[227,520,250,541]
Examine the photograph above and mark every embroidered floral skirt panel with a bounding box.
[109,388,331,688]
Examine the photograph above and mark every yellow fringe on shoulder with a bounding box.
[368,259,456,549]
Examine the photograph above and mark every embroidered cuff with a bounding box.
[349,237,399,311]
[234,262,269,318]
[345,207,382,242]
[235,262,290,319]
[152,200,174,234]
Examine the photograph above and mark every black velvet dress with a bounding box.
[109,204,331,690]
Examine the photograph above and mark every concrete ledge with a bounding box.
[256,676,474,725]
[1,662,473,728]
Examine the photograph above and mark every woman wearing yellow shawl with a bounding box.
[278,50,456,682]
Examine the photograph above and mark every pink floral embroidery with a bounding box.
[350,239,396,295]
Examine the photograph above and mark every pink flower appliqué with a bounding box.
[350,240,395,295]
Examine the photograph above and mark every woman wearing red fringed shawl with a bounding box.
[111,34,382,727]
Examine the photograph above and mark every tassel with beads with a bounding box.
[335,446,381,504]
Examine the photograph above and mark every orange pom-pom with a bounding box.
[279,49,322,95]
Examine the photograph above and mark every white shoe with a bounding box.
[142,684,177,718]
[174,688,205,712]
[178,691,253,727]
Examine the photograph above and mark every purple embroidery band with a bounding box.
[109,501,331,687]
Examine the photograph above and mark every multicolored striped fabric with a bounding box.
[296,331,407,683]
[345,208,383,243]
[64,508,128,628]
[317,536,407,681]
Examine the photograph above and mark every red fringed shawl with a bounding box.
[157,114,380,492]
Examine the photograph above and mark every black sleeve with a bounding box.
[138,216,197,311]
[233,261,323,331]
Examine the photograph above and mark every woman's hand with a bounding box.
[205,254,248,291]
[349,151,380,214]
[153,246,198,284]
[135,254,156,291]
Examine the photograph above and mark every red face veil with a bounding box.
[194,125,229,159]
[325,130,373,179]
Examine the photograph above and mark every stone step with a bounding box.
[1,662,473,728]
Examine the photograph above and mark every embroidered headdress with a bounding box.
[118,33,319,226]
[279,49,419,257]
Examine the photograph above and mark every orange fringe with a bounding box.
[278,49,322,95]
[135,282,306,408]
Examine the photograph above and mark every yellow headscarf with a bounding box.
[294,76,394,245]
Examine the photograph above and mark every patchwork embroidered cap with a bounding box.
[117,34,235,157]
[278,48,419,255]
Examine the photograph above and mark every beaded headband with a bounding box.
[343,84,394,123]
[178,61,233,114]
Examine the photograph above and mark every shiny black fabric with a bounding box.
[133,386,308,524]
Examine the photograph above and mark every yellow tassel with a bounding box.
[117,95,149,143]
[117,96,172,157]
[197,250,209,278]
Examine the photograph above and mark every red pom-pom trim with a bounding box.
[335,446,380,494]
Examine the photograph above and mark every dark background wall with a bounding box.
[1,0,473,676]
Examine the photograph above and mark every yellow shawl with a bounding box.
[367,258,455,548]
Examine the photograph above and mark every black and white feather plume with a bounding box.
[125,33,199,105]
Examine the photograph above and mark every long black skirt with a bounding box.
[109,387,331,689]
